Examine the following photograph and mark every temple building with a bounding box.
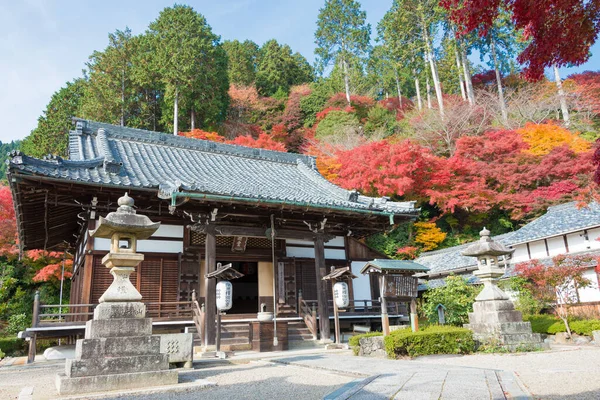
[9,119,418,350]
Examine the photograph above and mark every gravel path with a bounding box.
[415,345,600,399]
[0,359,353,400]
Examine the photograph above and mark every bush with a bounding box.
[0,336,27,356]
[0,348,4,359]
[364,105,398,137]
[5,313,29,335]
[423,275,481,326]
[384,325,475,358]
[315,110,360,138]
[524,315,600,336]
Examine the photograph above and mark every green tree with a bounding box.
[223,40,260,86]
[21,79,86,157]
[256,40,313,96]
[81,28,138,127]
[147,5,229,134]
[423,275,481,326]
[315,0,371,105]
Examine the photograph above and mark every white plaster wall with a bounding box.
[351,261,372,302]
[567,232,587,254]
[588,228,600,249]
[578,269,600,303]
[510,245,529,263]
[547,236,567,257]
[529,240,547,259]
[285,236,346,259]
[94,237,183,253]
[153,225,184,238]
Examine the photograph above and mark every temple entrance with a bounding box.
[220,261,259,314]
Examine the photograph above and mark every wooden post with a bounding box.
[216,311,222,352]
[204,225,217,348]
[313,235,330,342]
[379,275,390,336]
[331,277,341,344]
[27,291,40,364]
[410,298,419,332]
[297,289,303,313]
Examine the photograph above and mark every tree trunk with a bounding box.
[342,57,351,105]
[553,64,570,126]
[491,39,508,125]
[121,68,125,126]
[426,76,432,109]
[173,88,179,136]
[191,109,196,131]
[414,70,423,111]
[394,68,402,109]
[422,19,444,117]
[461,45,475,104]
[454,45,467,101]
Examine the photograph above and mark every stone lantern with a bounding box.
[90,193,160,304]
[462,228,546,350]
[56,193,179,395]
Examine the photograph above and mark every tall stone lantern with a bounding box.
[462,228,546,350]
[56,193,179,395]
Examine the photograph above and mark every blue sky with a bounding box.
[1,0,599,143]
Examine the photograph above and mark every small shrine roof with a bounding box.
[360,259,429,275]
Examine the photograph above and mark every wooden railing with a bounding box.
[301,299,406,317]
[191,290,205,344]
[298,291,318,340]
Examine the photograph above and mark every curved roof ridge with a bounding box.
[71,118,317,167]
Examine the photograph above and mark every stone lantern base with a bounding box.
[464,299,548,351]
[55,302,178,395]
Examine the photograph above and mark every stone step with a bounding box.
[76,336,160,359]
[65,354,169,378]
[56,369,179,395]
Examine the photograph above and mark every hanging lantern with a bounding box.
[216,281,233,311]
[333,282,349,308]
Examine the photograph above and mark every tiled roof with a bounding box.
[8,119,417,216]
[415,232,515,276]
[360,259,429,274]
[504,202,600,245]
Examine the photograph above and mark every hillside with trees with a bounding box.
[18,1,600,259]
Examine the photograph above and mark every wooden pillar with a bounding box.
[27,291,40,364]
[204,226,217,347]
[314,235,330,341]
[379,275,390,336]
[331,278,341,344]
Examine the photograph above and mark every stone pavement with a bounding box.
[267,352,530,399]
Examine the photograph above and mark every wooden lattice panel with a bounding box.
[216,236,234,247]
[189,230,275,249]
[247,237,272,248]
[190,231,206,246]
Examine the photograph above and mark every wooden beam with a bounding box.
[314,234,330,342]
[204,224,217,348]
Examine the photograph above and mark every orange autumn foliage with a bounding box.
[517,122,591,156]
[414,221,447,251]
[182,129,226,142]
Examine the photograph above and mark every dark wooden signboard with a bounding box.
[383,275,418,299]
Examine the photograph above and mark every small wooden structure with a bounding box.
[205,263,244,353]
[322,266,357,344]
[361,259,429,335]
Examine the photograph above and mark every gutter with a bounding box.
[170,191,416,224]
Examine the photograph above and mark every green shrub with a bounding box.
[0,336,27,356]
[315,111,360,138]
[364,105,397,137]
[423,275,481,326]
[0,348,5,359]
[6,313,30,335]
[523,315,600,336]
[384,325,475,358]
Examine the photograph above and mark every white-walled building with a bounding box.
[416,202,600,303]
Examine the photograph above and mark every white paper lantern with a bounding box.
[333,281,349,309]
[216,281,233,311]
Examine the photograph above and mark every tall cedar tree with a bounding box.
[441,0,600,81]
[315,0,371,105]
[256,40,314,96]
[82,28,136,127]
[223,40,260,86]
[21,79,86,157]
[147,5,229,134]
